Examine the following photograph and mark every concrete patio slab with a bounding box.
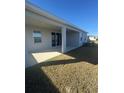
[32,51,62,63]
[26,46,79,67]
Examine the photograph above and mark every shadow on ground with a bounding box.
[25,65,60,93]
[25,44,98,93]
[36,44,98,67]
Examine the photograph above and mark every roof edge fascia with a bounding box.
[25,1,88,33]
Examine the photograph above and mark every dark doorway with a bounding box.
[52,32,61,47]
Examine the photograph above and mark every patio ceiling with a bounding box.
[25,11,61,30]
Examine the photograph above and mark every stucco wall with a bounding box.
[79,32,82,46]
[66,31,80,47]
[25,25,60,67]
[25,25,60,52]
[25,25,87,67]
[79,32,88,46]
[66,31,87,48]
[80,32,87,44]
[83,33,88,43]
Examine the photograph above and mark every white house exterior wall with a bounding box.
[79,32,83,46]
[25,2,88,68]
[25,25,60,52]
[78,32,87,46]
[66,31,80,47]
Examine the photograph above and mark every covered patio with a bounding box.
[26,45,80,67]
[25,3,84,67]
[26,4,81,52]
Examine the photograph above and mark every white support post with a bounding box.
[61,26,66,53]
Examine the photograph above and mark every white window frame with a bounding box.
[33,31,42,43]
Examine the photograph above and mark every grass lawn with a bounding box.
[25,44,98,93]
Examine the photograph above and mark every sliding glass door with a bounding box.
[52,32,61,47]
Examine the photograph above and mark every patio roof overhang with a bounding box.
[25,1,88,34]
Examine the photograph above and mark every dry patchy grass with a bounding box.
[26,45,98,93]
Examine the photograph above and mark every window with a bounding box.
[33,31,42,43]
